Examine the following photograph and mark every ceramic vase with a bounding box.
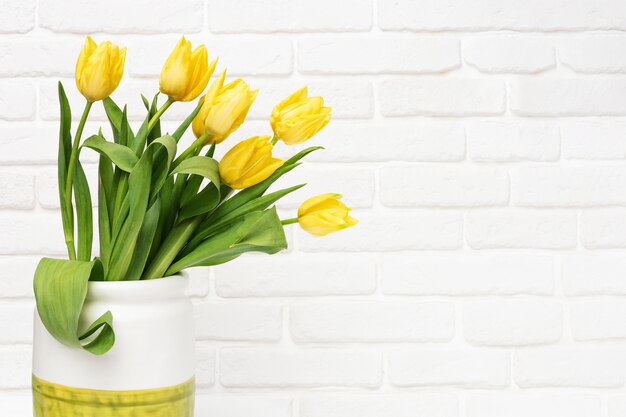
[32,274,195,416]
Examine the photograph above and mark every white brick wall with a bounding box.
[2,1,626,416]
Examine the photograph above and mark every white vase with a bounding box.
[32,274,196,416]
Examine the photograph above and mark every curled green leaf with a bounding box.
[34,258,115,356]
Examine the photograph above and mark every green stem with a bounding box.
[64,101,93,260]
[143,217,202,279]
[147,99,173,134]
[281,217,299,225]
[271,135,279,146]
[171,131,211,171]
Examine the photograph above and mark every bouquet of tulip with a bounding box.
[34,37,357,356]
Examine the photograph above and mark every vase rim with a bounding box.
[86,272,189,301]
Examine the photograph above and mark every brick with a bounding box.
[610,396,626,417]
[215,254,376,297]
[298,37,460,74]
[195,344,216,388]
[514,347,626,388]
[379,78,505,116]
[464,36,555,73]
[382,255,554,296]
[208,0,372,33]
[581,208,626,249]
[512,167,626,207]
[0,0,35,33]
[0,169,35,209]
[560,36,626,73]
[39,79,174,122]
[380,167,509,207]
[300,393,459,417]
[0,345,31,389]
[128,36,293,77]
[184,267,210,298]
[290,301,454,343]
[467,209,577,249]
[571,301,626,341]
[467,394,601,417]
[39,0,203,33]
[0,392,31,415]
[0,125,60,165]
[194,302,282,341]
[511,78,626,116]
[0,212,66,255]
[0,257,37,298]
[378,0,626,31]
[463,299,562,346]
[37,165,98,209]
[466,121,559,162]
[196,394,292,417]
[0,80,35,121]
[563,254,626,296]
[298,210,463,252]
[220,348,382,388]
[562,120,626,160]
[0,38,81,77]
[304,121,465,162]
[247,78,374,120]
[0,301,33,343]
[273,166,375,209]
[389,348,510,388]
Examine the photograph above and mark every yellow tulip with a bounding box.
[75,37,126,102]
[193,71,258,143]
[159,37,217,102]
[219,136,283,189]
[298,193,357,236]
[270,86,332,145]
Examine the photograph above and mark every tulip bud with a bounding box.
[219,136,283,189]
[193,71,257,143]
[270,86,331,145]
[159,37,217,102]
[75,37,126,102]
[298,193,357,236]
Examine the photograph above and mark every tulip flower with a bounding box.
[159,37,217,102]
[270,86,331,145]
[296,193,357,236]
[219,136,283,189]
[75,37,126,102]
[192,72,258,143]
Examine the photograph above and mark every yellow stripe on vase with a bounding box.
[32,375,195,417]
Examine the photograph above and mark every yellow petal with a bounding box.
[298,193,343,217]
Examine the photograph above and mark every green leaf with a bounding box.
[172,100,204,142]
[126,198,161,281]
[106,150,152,281]
[149,135,177,194]
[207,145,321,221]
[34,258,115,355]
[178,183,220,221]
[74,160,93,262]
[98,156,114,271]
[83,135,138,173]
[147,93,162,145]
[170,156,220,189]
[143,217,200,280]
[57,82,74,257]
[141,95,150,112]
[102,98,135,146]
[167,208,287,275]
[183,184,303,255]
[180,143,216,206]
[119,106,130,147]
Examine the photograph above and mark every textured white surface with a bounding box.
[1,0,626,415]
